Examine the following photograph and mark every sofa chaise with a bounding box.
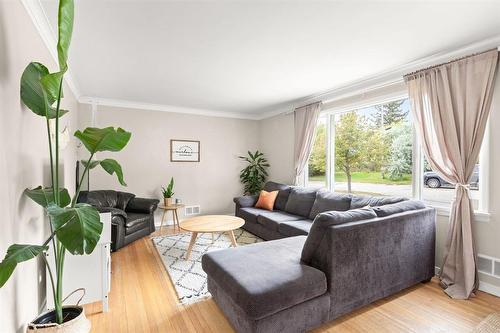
[202,181,436,333]
[78,190,159,251]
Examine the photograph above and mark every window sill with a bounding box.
[431,205,490,223]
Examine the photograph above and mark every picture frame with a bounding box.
[170,139,200,162]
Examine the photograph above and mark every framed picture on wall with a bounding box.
[170,139,200,162]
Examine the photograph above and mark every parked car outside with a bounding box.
[423,164,479,189]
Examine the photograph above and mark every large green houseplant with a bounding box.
[239,151,270,195]
[0,0,130,330]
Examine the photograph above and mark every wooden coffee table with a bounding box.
[180,215,244,260]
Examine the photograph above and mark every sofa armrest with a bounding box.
[126,197,159,214]
[309,207,436,319]
[95,207,127,219]
[233,195,258,208]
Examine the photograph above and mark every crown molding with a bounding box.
[79,97,262,120]
[21,0,82,99]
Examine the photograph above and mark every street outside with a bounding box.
[308,180,479,209]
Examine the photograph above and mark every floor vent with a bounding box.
[185,205,201,216]
[478,254,500,279]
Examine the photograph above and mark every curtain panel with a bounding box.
[404,49,498,299]
[293,102,322,186]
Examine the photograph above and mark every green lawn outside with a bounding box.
[309,171,412,185]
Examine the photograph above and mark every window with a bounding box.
[421,157,480,210]
[307,115,328,189]
[332,99,413,198]
[306,96,488,213]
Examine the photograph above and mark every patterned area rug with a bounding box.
[474,313,500,333]
[152,229,262,304]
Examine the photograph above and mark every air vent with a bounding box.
[495,261,500,277]
[478,254,500,279]
[185,205,201,216]
[478,256,493,275]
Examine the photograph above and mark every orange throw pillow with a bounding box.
[255,190,279,211]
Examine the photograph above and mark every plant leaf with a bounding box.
[74,127,131,154]
[40,71,65,102]
[81,160,100,169]
[0,244,47,288]
[24,186,71,208]
[20,62,68,119]
[100,159,126,186]
[57,0,74,70]
[47,203,102,255]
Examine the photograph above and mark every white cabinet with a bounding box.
[46,213,112,312]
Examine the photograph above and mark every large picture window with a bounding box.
[307,97,486,213]
[307,115,328,189]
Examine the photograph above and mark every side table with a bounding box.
[158,203,185,231]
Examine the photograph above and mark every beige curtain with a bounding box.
[405,49,498,299]
[294,102,322,185]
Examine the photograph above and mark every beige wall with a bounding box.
[259,112,295,184]
[0,1,79,331]
[78,105,260,220]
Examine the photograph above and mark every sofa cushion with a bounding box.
[309,191,352,219]
[238,207,269,225]
[202,236,327,320]
[233,195,259,208]
[125,213,150,235]
[301,208,377,264]
[372,200,426,217]
[350,195,408,209]
[116,191,136,211]
[257,211,303,232]
[264,181,292,211]
[284,187,317,217]
[279,220,313,236]
[79,190,119,208]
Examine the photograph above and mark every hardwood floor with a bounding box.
[84,226,500,332]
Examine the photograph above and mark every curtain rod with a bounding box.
[404,47,498,79]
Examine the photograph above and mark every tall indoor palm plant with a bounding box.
[0,0,131,328]
[239,151,270,195]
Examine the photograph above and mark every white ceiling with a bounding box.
[40,0,500,116]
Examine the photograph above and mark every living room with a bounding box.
[1,0,500,332]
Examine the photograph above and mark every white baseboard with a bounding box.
[154,219,175,227]
[479,281,500,297]
[435,266,500,297]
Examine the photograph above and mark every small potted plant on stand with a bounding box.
[161,177,175,206]
[0,0,131,331]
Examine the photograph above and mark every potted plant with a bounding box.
[0,0,131,331]
[238,151,270,195]
[161,177,175,206]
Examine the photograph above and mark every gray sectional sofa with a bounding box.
[202,181,436,333]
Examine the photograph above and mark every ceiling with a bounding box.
[40,0,500,117]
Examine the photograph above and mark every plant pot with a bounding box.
[27,306,90,333]
[164,198,173,206]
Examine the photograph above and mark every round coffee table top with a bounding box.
[180,215,244,233]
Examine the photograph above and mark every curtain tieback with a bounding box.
[455,183,471,191]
